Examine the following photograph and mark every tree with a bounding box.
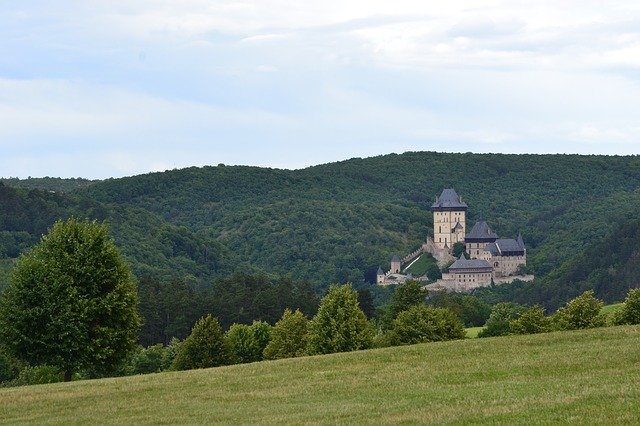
[552,290,606,330]
[0,219,140,381]
[263,309,309,360]
[452,242,466,259]
[390,281,428,318]
[307,284,374,355]
[172,315,232,370]
[392,305,465,345]
[226,321,272,364]
[614,288,640,325]
[357,289,376,319]
[509,305,552,335]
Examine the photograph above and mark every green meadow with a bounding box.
[1,325,639,425]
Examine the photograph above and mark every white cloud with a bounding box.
[2,1,640,178]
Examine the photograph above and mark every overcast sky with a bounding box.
[2,1,640,178]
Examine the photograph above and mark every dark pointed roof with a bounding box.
[391,255,400,263]
[465,221,498,242]
[431,188,468,211]
[377,266,384,275]
[452,221,464,231]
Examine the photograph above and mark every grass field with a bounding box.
[1,325,639,424]
[465,326,484,338]
[403,253,437,277]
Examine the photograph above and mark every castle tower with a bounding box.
[390,255,401,274]
[376,266,385,284]
[431,188,468,250]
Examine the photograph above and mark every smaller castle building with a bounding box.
[440,255,493,291]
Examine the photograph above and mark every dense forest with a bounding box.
[1,152,640,344]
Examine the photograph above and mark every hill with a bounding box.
[474,218,640,311]
[0,183,236,291]
[1,325,639,424]
[79,152,640,287]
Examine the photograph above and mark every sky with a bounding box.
[2,1,640,179]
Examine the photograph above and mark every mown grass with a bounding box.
[465,326,484,338]
[404,253,437,276]
[2,325,639,424]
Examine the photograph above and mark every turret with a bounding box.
[390,255,401,274]
[376,266,385,284]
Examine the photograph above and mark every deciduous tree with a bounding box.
[307,284,374,355]
[0,219,140,381]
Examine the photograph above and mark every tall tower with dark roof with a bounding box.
[431,188,468,250]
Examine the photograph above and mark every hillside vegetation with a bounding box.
[2,152,640,312]
[1,325,639,424]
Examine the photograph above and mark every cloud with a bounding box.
[2,1,640,178]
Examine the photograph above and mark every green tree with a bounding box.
[552,290,606,330]
[390,281,428,318]
[263,309,309,360]
[172,315,232,370]
[226,321,272,364]
[0,219,140,381]
[509,305,552,335]
[307,284,374,355]
[452,242,466,258]
[614,288,640,325]
[392,305,465,345]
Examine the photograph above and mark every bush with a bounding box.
[226,321,272,364]
[263,309,309,360]
[509,306,552,335]
[552,290,606,330]
[8,365,64,387]
[307,284,374,355]
[0,350,21,383]
[172,315,233,370]
[392,305,465,345]
[130,344,167,375]
[614,288,640,325]
[478,303,525,338]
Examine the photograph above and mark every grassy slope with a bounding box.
[2,326,639,424]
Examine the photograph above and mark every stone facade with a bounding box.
[440,256,493,290]
[431,188,467,249]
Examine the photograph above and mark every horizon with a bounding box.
[2,149,639,181]
[2,2,640,179]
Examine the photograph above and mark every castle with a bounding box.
[377,188,531,291]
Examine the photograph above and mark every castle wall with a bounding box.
[466,241,492,260]
[440,269,492,290]
[491,253,527,277]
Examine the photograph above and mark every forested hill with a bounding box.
[2,152,640,293]
[78,152,640,287]
[0,183,236,291]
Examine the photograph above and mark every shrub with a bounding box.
[509,305,552,335]
[614,288,640,325]
[263,309,309,360]
[392,305,465,345]
[172,315,233,370]
[8,365,64,387]
[552,290,606,330]
[478,303,525,338]
[0,350,21,383]
[226,321,272,364]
